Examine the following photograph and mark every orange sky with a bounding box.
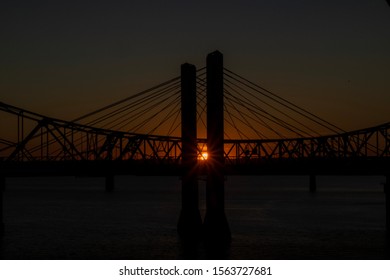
[1,0,390,136]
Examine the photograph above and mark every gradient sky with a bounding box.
[1,0,390,131]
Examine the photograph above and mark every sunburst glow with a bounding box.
[198,152,208,161]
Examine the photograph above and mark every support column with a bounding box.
[0,176,5,236]
[204,51,231,242]
[178,63,202,238]
[105,175,114,192]
[385,175,390,235]
[310,174,316,193]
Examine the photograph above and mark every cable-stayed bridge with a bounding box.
[1,69,389,174]
[0,51,389,239]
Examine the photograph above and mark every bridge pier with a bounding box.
[105,175,114,192]
[0,176,5,236]
[203,51,231,242]
[310,174,316,193]
[386,175,390,235]
[178,63,202,238]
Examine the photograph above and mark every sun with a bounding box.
[199,152,208,161]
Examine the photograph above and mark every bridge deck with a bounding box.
[1,158,389,177]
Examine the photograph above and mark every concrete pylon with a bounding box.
[203,51,231,242]
[386,175,390,235]
[105,174,114,192]
[178,63,202,238]
[0,176,5,236]
[310,174,316,193]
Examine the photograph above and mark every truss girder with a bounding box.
[1,101,389,164]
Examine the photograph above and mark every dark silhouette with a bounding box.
[178,63,202,239]
[203,51,231,243]
[0,176,4,237]
[0,51,390,259]
[386,175,390,234]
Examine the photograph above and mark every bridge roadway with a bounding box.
[1,100,389,178]
[1,157,389,177]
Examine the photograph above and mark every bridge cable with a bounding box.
[115,91,180,134]
[32,82,181,157]
[23,78,182,155]
[224,69,383,154]
[147,97,182,135]
[125,94,181,134]
[223,91,270,140]
[224,104,247,140]
[166,109,181,136]
[224,90,307,138]
[72,76,181,123]
[33,85,181,156]
[103,86,181,131]
[83,81,181,128]
[224,90,287,139]
[224,69,343,135]
[224,78,320,137]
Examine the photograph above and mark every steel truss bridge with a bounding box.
[0,70,389,177]
[0,69,390,176]
[0,100,389,177]
[1,51,390,238]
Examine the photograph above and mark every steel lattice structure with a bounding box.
[1,102,389,165]
[1,64,389,177]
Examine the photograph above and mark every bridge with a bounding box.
[0,51,389,240]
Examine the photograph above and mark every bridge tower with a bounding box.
[203,51,231,242]
[178,63,202,238]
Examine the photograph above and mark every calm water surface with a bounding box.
[1,175,388,259]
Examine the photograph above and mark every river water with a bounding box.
[1,175,388,259]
